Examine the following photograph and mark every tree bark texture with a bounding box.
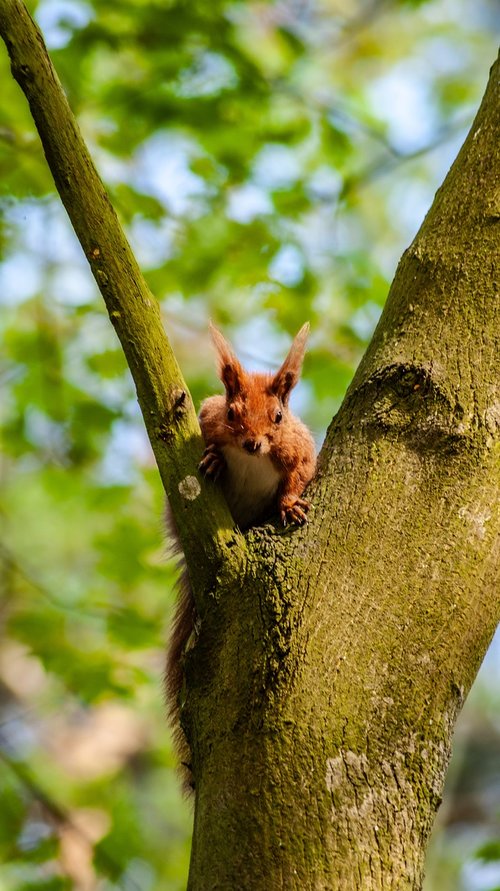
[185,56,500,889]
[1,5,499,889]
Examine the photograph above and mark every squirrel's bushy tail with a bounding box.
[164,505,196,794]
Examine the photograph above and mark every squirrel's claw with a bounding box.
[280,496,310,527]
[199,444,226,481]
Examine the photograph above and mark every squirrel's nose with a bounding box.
[243,439,261,454]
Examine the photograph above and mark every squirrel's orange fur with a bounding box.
[165,323,316,791]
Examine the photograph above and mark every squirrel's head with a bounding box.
[209,322,309,455]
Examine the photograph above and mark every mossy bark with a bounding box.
[185,55,500,889]
[1,6,499,888]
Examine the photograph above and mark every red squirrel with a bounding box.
[199,322,316,527]
[165,323,316,789]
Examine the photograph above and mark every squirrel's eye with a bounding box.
[227,407,235,421]
[275,409,283,424]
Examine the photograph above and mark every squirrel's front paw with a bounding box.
[199,444,226,481]
[280,495,310,526]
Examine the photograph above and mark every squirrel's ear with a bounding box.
[271,322,310,404]
[209,323,245,399]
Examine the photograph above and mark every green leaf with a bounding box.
[476,839,500,862]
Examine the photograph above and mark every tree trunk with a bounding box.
[1,5,498,888]
[185,55,500,889]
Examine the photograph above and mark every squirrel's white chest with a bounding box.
[221,445,282,528]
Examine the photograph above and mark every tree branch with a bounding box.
[0,0,245,601]
[328,51,500,451]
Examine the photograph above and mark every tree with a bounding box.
[0,1,498,889]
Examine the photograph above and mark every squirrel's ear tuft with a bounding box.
[271,322,310,405]
[209,323,245,399]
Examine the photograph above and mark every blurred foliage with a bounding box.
[1,0,499,888]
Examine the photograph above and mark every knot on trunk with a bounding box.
[350,363,469,455]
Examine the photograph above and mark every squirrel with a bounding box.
[165,322,316,791]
